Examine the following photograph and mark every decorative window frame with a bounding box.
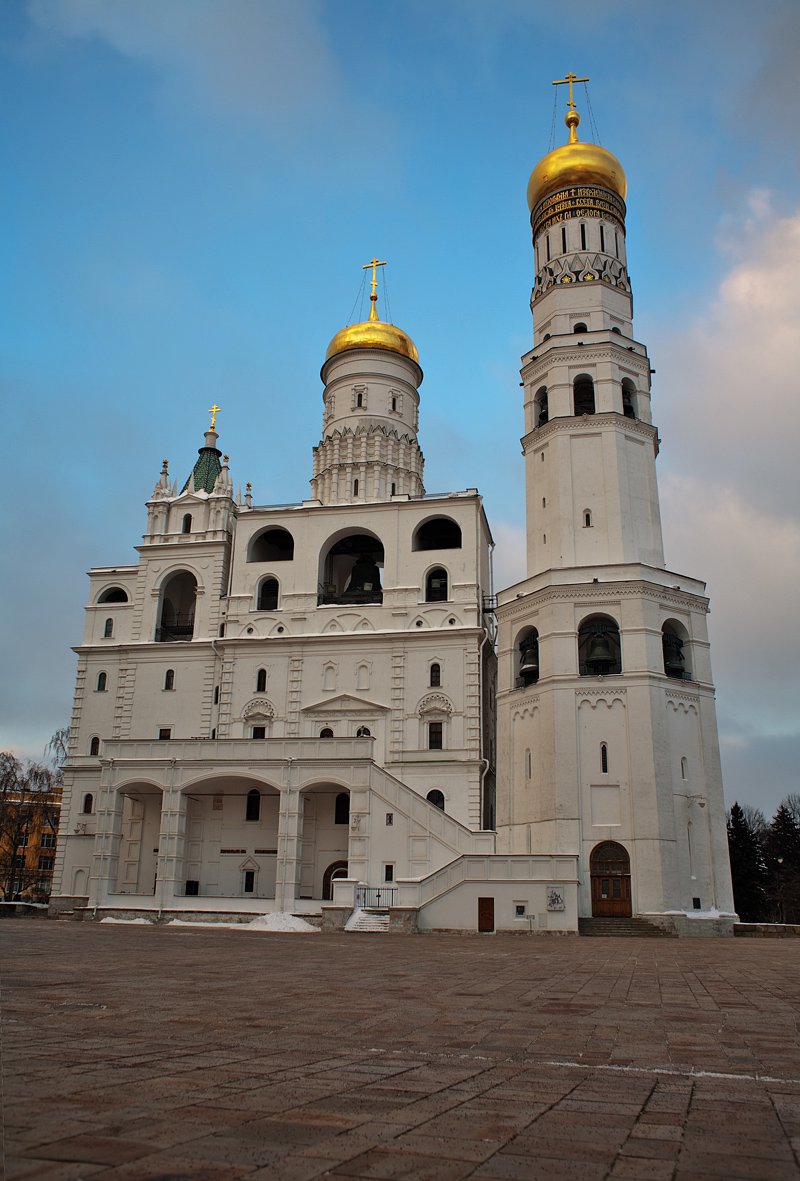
[351,384,368,410]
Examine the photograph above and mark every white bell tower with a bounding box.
[495,76,736,933]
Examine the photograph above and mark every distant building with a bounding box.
[1,780,61,903]
[52,85,735,934]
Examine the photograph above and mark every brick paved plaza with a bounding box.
[2,924,800,1180]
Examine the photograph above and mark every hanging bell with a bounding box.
[587,633,613,666]
[519,642,539,677]
[663,634,685,676]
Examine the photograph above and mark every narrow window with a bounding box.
[96,672,107,692]
[245,789,261,822]
[615,231,619,259]
[164,669,175,691]
[425,568,448,602]
[546,234,551,262]
[103,618,113,638]
[256,668,267,693]
[211,727,216,739]
[320,727,334,738]
[334,792,350,824]
[356,392,363,407]
[428,721,443,750]
[681,757,688,781]
[158,727,172,740]
[353,479,359,496]
[252,726,266,739]
[573,375,596,416]
[182,514,192,534]
[430,663,441,687]
[584,510,592,528]
[601,743,608,774]
[88,737,99,757]
[384,864,394,883]
[580,223,586,250]
[600,224,606,252]
[561,226,567,253]
[213,685,219,704]
[391,396,397,411]
[391,482,396,495]
[243,869,255,893]
[258,578,279,611]
[525,749,532,779]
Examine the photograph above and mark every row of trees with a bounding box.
[727,796,800,923]
[0,730,67,901]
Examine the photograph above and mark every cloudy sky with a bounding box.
[1,0,797,815]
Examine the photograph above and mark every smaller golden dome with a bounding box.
[527,108,627,212]
[325,316,419,364]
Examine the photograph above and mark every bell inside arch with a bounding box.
[586,632,613,666]
[519,640,539,677]
[663,633,685,678]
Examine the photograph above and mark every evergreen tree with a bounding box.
[764,804,800,923]
[727,802,768,922]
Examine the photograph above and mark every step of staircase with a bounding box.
[346,908,391,933]
[579,917,676,937]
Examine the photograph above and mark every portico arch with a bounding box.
[115,783,164,895]
[181,775,280,899]
[298,783,350,900]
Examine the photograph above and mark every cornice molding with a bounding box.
[497,581,709,620]
[521,413,658,450]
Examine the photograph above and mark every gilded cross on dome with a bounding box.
[208,403,220,430]
[552,71,589,111]
[362,256,387,321]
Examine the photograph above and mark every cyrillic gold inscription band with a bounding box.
[531,185,626,240]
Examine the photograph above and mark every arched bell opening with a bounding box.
[156,571,197,642]
[257,577,279,612]
[425,567,448,602]
[621,377,638,420]
[534,386,549,428]
[578,614,621,676]
[247,527,294,563]
[662,619,691,680]
[589,841,632,918]
[516,627,540,687]
[412,517,462,551]
[573,374,596,416]
[318,532,384,606]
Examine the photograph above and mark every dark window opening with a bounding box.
[245,789,261,822]
[157,571,197,642]
[248,528,294,563]
[356,726,371,738]
[213,685,219,704]
[158,727,172,740]
[573,375,596,416]
[335,792,350,825]
[103,618,114,638]
[561,226,567,253]
[413,517,462,551]
[601,743,609,774]
[391,396,397,411]
[244,870,255,893]
[426,567,448,602]
[353,478,359,496]
[319,533,384,605]
[578,615,622,676]
[252,726,266,739]
[391,482,396,495]
[600,224,606,252]
[621,379,637,420]
[258,577,279,611]
[164,669,175,691]
[96,672,107,692]
[430,663,441,687]
[584,510,592,528]
[546,234,551,262]
[99,587,128,604]
[356,392,363,407]
[89,738,100,757]
[662,624,689,680]
[256,668,267,693]
[182,514,192,534]
[384,864,394,882]
[573,322,588,334]
[535,386,548,427]
[428,721,443,750]
[427,789,445,811]
[615,231,619,259]
[611,325,622,334]
[518,630,539,686]
[320,727,334,738]
[580,223,586,250]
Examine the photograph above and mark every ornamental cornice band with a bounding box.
[497,582,710,618]
[521,414,658,449]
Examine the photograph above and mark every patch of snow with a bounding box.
[169,913,319,933]
[100,917,153,925]
[344,907,363,931]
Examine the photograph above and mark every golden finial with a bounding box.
[552,71,589,142]
[362,257,387,322]
[208,403,220,431]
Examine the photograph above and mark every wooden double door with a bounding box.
[590,841,632,918]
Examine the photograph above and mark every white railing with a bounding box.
[99,737,376,764]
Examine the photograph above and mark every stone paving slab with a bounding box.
[2,924,800,1178]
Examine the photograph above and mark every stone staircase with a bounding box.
[345,908,391,934]
[579,917,676,938]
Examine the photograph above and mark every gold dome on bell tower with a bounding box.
[527,73,627,214]
[325,257,419,366]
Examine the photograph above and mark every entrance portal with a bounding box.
[590,841,632,917]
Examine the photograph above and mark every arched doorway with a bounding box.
[590,841,632,917]
[323,860,348,901]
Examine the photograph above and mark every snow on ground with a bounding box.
[100,917,152,925]
[169,913,319,933]
[344,907,364,931]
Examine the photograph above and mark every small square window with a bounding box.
[252,726,266,739]
[515,903,526,918]
[158,728,172,741]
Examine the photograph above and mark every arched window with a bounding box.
[82,792,94,813]
[578,614,622,676]
[681,756,688,781]
[426,789,445,811]
[600,224,606,252]
[573,374,595,416]
[356,392,363,408]
[320,727,334,738]
[517,629,539,686]
[573,322,588,334]
[164,669,175,691]
[96,672,107,693]
[256,668,267,693]
[611,325,622,334]
[334,792,350,825]
[103,618,114,638]
[247,528,294,563]
[181,514,192,534]
[525,749,532,779]
[98,587,128,604]
[353,479,359,496]
[584,510,593,528]
[425,568,448,602]
[534,386,549,427]
[319,532,384,606]
[430,663,441,687]
[412,518,462,551]
[88,739,100,758]
[391,396,397,411]
[245,789,261,822]
[621,378,637,420]
[257,578,279,611]
[601,743,608,774]
[662,621,690,680]
[157,571,197,642]
[356,726,371,738]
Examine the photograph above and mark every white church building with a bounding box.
[52,85,736,935]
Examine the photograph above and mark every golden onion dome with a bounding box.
[325,314,419,365]
[527,108,627,212]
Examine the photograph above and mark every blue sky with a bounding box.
[2,0,798,816]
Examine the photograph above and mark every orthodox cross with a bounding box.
[208,403,220,430]
[552,71,589,110]
[362,256,387,318]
